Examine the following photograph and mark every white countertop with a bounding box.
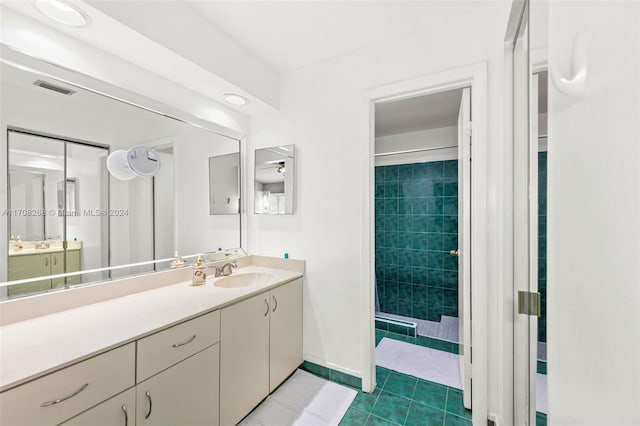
[0,265,302,392]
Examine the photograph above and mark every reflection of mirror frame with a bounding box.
[209,152,241,215]
[254,145,295,215]
[0,46,245,299]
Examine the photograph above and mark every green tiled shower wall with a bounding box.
[374,160,459,322]
[538,152,547,343]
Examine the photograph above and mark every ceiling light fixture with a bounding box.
[35,0,91,27]
[223,93,249,106]
[277,162,286,174]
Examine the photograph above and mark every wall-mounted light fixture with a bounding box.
[277,162,285,174]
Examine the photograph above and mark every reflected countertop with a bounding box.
[8,241,82,257]
[0,263,303,392]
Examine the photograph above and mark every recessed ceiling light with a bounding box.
[35,0,91,27]
[223,94,249,106]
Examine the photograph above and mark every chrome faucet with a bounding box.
[35,241,50,249]
[215,261,238,277]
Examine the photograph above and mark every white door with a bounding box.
[457,87,472,410]
[527,72,540,426]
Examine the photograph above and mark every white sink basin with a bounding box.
[213,272,275,289]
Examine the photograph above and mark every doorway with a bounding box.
[372,87,472,423]
[362,63,489,423]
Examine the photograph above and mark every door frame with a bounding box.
[359,62,489,424]
[505,0,551,422]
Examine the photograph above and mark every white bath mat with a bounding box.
[239,369,357,426]
[376,337,462,389]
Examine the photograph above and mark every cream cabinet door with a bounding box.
[59,388,135,426]
[220,292,270,426]
[269,278,303,392]
[136,344,219,426]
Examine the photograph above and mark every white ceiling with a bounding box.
[375,89,463,137]
[187,1,472,73]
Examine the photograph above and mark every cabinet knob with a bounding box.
[449,249,459,257]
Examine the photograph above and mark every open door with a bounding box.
[457,87,472,409]
[527,72,540,426]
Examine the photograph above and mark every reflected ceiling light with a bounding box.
[35,0,91,27]
[223,93,249,106]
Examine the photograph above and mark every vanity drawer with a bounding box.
[0,343,135,426]
[136,310,220,382]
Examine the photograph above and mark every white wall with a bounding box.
[375,126,457,166]
[548,2,640,424]
[248,4,511,417]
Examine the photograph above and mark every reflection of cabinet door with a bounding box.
[136,344,219,426]
[60,388,135,426]
[51,252,65,289]
[269,279,303,392]
[66,250,81,285]
[7,254,51,297]
[220,293,270,426]
[51,250,82,289]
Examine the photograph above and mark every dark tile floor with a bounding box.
[339,364,471,425]
[340,331,547,425]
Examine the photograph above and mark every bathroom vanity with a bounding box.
[8,242,83,297]
[0,256,304,426]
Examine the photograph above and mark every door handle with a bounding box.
[264,299,270,316]
[272,295,278,312]
[145,391,153,419]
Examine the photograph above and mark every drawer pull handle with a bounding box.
[145,391,153,419]
[264,299,270,316]
[172,334,197,348]
[40,383,89,407]
[272,295,278,312]
[122,405,128,426]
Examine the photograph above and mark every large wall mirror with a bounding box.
[1,50,242,300]
[254,145,295,214]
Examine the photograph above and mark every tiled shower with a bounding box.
[374,160,459,323]
[538,152,547,344]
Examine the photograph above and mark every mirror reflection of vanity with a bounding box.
[254,145,295,214]
[1,49,242,299]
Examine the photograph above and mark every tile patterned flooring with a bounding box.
[337,330,471,426]
[339,364,471,426]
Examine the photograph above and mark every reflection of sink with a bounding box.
[214,272,275,288]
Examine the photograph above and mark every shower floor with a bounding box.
[376,312,459,343]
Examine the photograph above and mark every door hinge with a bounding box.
[518,291,541,316]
